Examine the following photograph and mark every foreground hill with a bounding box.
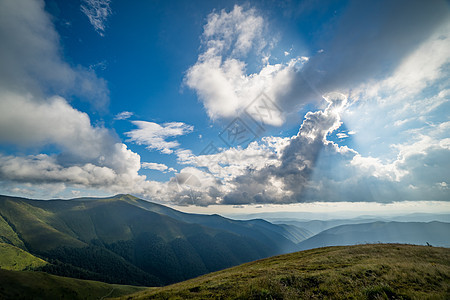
[297,221,450,250]
[0,269,146,300]
[119,244,450,300]
[0,194,303,286]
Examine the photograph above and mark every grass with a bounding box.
[117,244,450,300]
[0,269,148,300]
[0,197,86,251]
[0,242,47,271]
[0,214,25,248]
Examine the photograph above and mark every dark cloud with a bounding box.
[278,0,450,110]
[223,93,347,204]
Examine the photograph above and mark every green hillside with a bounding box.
[119,244,450,300]
[0,214,25,248]
[0,243,47,271]
[0,194,300,286]
[0,269,146,300]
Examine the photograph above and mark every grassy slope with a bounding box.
[120,244,450,300]
[0,242,47,271]
[0,197,86,251]
[0,214,25,248]
[0,195,217,252]
[0,269,147,300]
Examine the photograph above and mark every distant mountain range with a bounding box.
[0,194,448,288]
[229,211,450,221]
[297,221,450,250]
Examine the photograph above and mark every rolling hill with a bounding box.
[117,244,450,300]
[0,269,146,300]
[297,221,450,250]
[0,194,305,286]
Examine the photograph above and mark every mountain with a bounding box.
[273,218,387,235]
[116,244,450,299]
[0,269,146,300]
[0,194,303,286]
[297,221,450,250]
[271,214,450,235]
[228,211,450,223]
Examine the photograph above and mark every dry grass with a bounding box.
[117,244,450,300]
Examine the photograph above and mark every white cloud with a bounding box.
[2,1,449,206]
[0,91,114,160]
[102,3,450,204]
[202,5,265,56]
[0,0,109,107]
[170,93,348,205]
[185,5,305,125]
[0,92,146,192]
[142,162,175,172]
[80,0,112,36]
[177,140,283,183]
[114,111,133,120]
[350,155,406,182]
[0,0,147,198]
[125,121,193,154]
[0,143,146,190]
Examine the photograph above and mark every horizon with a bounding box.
[2,192,450,220]
[0,0,449,216]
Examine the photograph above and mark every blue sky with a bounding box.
[0,0,449,215]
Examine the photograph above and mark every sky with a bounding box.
[0,0,449,216]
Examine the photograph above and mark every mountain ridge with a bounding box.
[0,194,304,286]
[297,220,450,250]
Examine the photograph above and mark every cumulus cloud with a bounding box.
[186,1,449,126]
[0,90,146,190]
[173,53,449,206]
[179,2,449,205]
[168,93,348,205]
[221,93,348,204]
[125,121,194,154]
[142,162,175,173]
[80,0,112,36]
[176,139,283,182]
[0,92,113,158]
[185,5,305,125]
[0,0,154,197]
